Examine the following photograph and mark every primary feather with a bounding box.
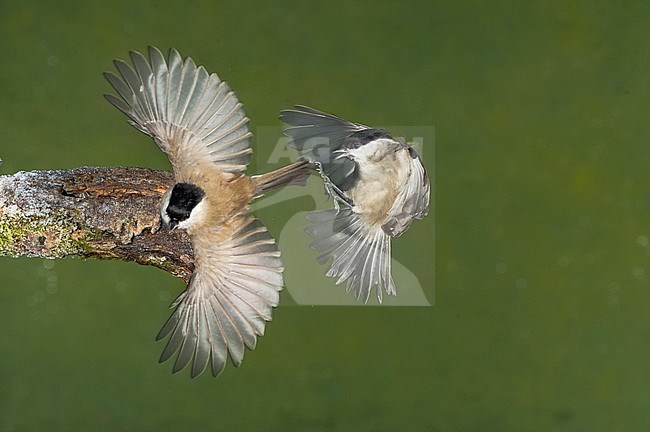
[104,46,253,175]
[306,208,395,303]
[281,105,367,191]
[157,216,283,377]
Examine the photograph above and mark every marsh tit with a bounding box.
[280,106,430,303]
[104,47,310,377]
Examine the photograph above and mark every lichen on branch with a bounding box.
[0,166,194,283]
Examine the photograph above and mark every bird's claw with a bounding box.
[313,161,353,213]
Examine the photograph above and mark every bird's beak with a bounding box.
[169,220,179,231]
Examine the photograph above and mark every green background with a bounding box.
[1,1,649,430]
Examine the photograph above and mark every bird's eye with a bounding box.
[347,139,362,150]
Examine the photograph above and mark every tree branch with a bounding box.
[0,166,194,283]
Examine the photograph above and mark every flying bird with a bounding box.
[104,47,310,377]
[280,106,430,303]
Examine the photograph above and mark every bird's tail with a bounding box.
[251,160,312,197]
[306,208,396,303]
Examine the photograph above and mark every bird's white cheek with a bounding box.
[178,199,209,231]
[177,219,193,230]
[160,187,173,226]
[161,211,171,226]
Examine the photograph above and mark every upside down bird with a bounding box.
[281,106,430,303]
[105,47,310,377]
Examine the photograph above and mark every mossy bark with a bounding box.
[0,167,194,283]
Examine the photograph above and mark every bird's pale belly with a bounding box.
[349,178,398,226]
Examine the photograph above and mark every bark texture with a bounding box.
[0,166,194,283]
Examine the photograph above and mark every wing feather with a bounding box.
[281,105,368,191]
[203,300,228,377]
[173,304,199,373]
[382,148,431,237]
[104,46,252,174]
[128,51,157,122]
[156,216,283,377]
[191,305,212,377]
[306,209,395,303]
[209,295,245,366]
[184,67,210,131]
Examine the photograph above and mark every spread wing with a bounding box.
[306,208,396,303]
[104,46,252,175]
[156,216,283,377]
[382,147,431,237]
[280,105,367,191]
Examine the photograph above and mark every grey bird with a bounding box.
[104,47,310,377]
[281,106,430,303]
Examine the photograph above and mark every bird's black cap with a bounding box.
[166,183,205,223]
[342,128,393,150]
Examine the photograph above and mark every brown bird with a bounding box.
[104,47,310,377]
